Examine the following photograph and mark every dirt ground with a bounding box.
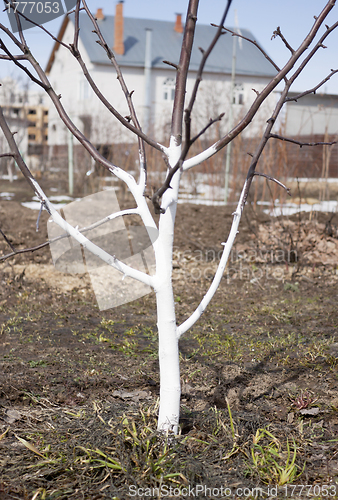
[0,178,338,499]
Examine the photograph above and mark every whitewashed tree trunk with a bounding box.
[154,139,181,433]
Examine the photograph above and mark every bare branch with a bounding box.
[271,26,295,53]
[184,0,233,139]
[0,22,25,51]
[0,107,153,285]
[170,0,199,143]
[0,4,164,156]
[0,208,140,263]
[72,0,81,52]
[81,0,151,183]
[0,226,16,252]
[163,60,179,70]
[0,153,14,158]
[0,54,27,60]
[214,25,283,76]
[288,18,338,86]
[8,0,27,48]
[2,1,69,50]
[151,0,233,211]
[0,39,48,90]
[177,79,294,337]
[270,133,337,148]
[286,68,338,101]
[190,113,225,145]
[0,240,49,262]
[252,172,291,195]
[183,0,338,171]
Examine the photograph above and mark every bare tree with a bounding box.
[0,0,337,434]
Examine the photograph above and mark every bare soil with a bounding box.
[0,178,338,499]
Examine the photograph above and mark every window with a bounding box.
[44,110,48,116]
[233,83,244,105]
[163,77,175,101]
[28,134,36,140]
[28,109,37,115]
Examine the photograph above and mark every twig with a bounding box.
[0,241,49,262]
[82,0,153,185]
[214,25,283,76]
[4,2,69,50]
[163,61,179,70]
[182,0,338,171]
[0,40,48,90]
[0,226,16,252]
[184,0,233,140]
[170,0,200,143]
[252,172,291,196]
[269,134,337,148]
[36,203,44,232]
[287,18,338,87]
[191,113,225,145]
[152,0,233,211]
[0,54,27,60]
[285,68,338,101]
[0,153,14,158]
[0,207,140,263]
[271,26,295,53]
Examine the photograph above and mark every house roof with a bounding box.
[46,13,277,78]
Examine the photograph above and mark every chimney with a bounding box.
[114,1,124,55]
[95,8,104,21]
[174,13,183,33]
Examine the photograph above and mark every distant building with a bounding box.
[283,92,338,178]
[45,2,278,149]
[0,77,48,176]
[285,92,338,137]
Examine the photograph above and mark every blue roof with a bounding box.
[75,13,277,77]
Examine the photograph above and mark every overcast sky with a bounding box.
[2,0,338,94]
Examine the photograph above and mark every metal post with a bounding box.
[143,28,152,134]
[224,34,237,204]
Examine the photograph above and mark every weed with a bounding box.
[290,391,318,410]
[246,428,305,485]
[28,360,47,368]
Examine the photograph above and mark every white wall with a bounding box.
[285,102,338,136]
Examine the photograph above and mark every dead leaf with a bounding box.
[112,390,151,402]
[14,434,46,458]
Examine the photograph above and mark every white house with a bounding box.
[45,2,278,148]
[285,92,338,137]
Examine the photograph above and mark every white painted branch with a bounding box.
[78,208,140,234]
[31,178,154,287]
[182,143,218,171]
[176,179,248,338]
